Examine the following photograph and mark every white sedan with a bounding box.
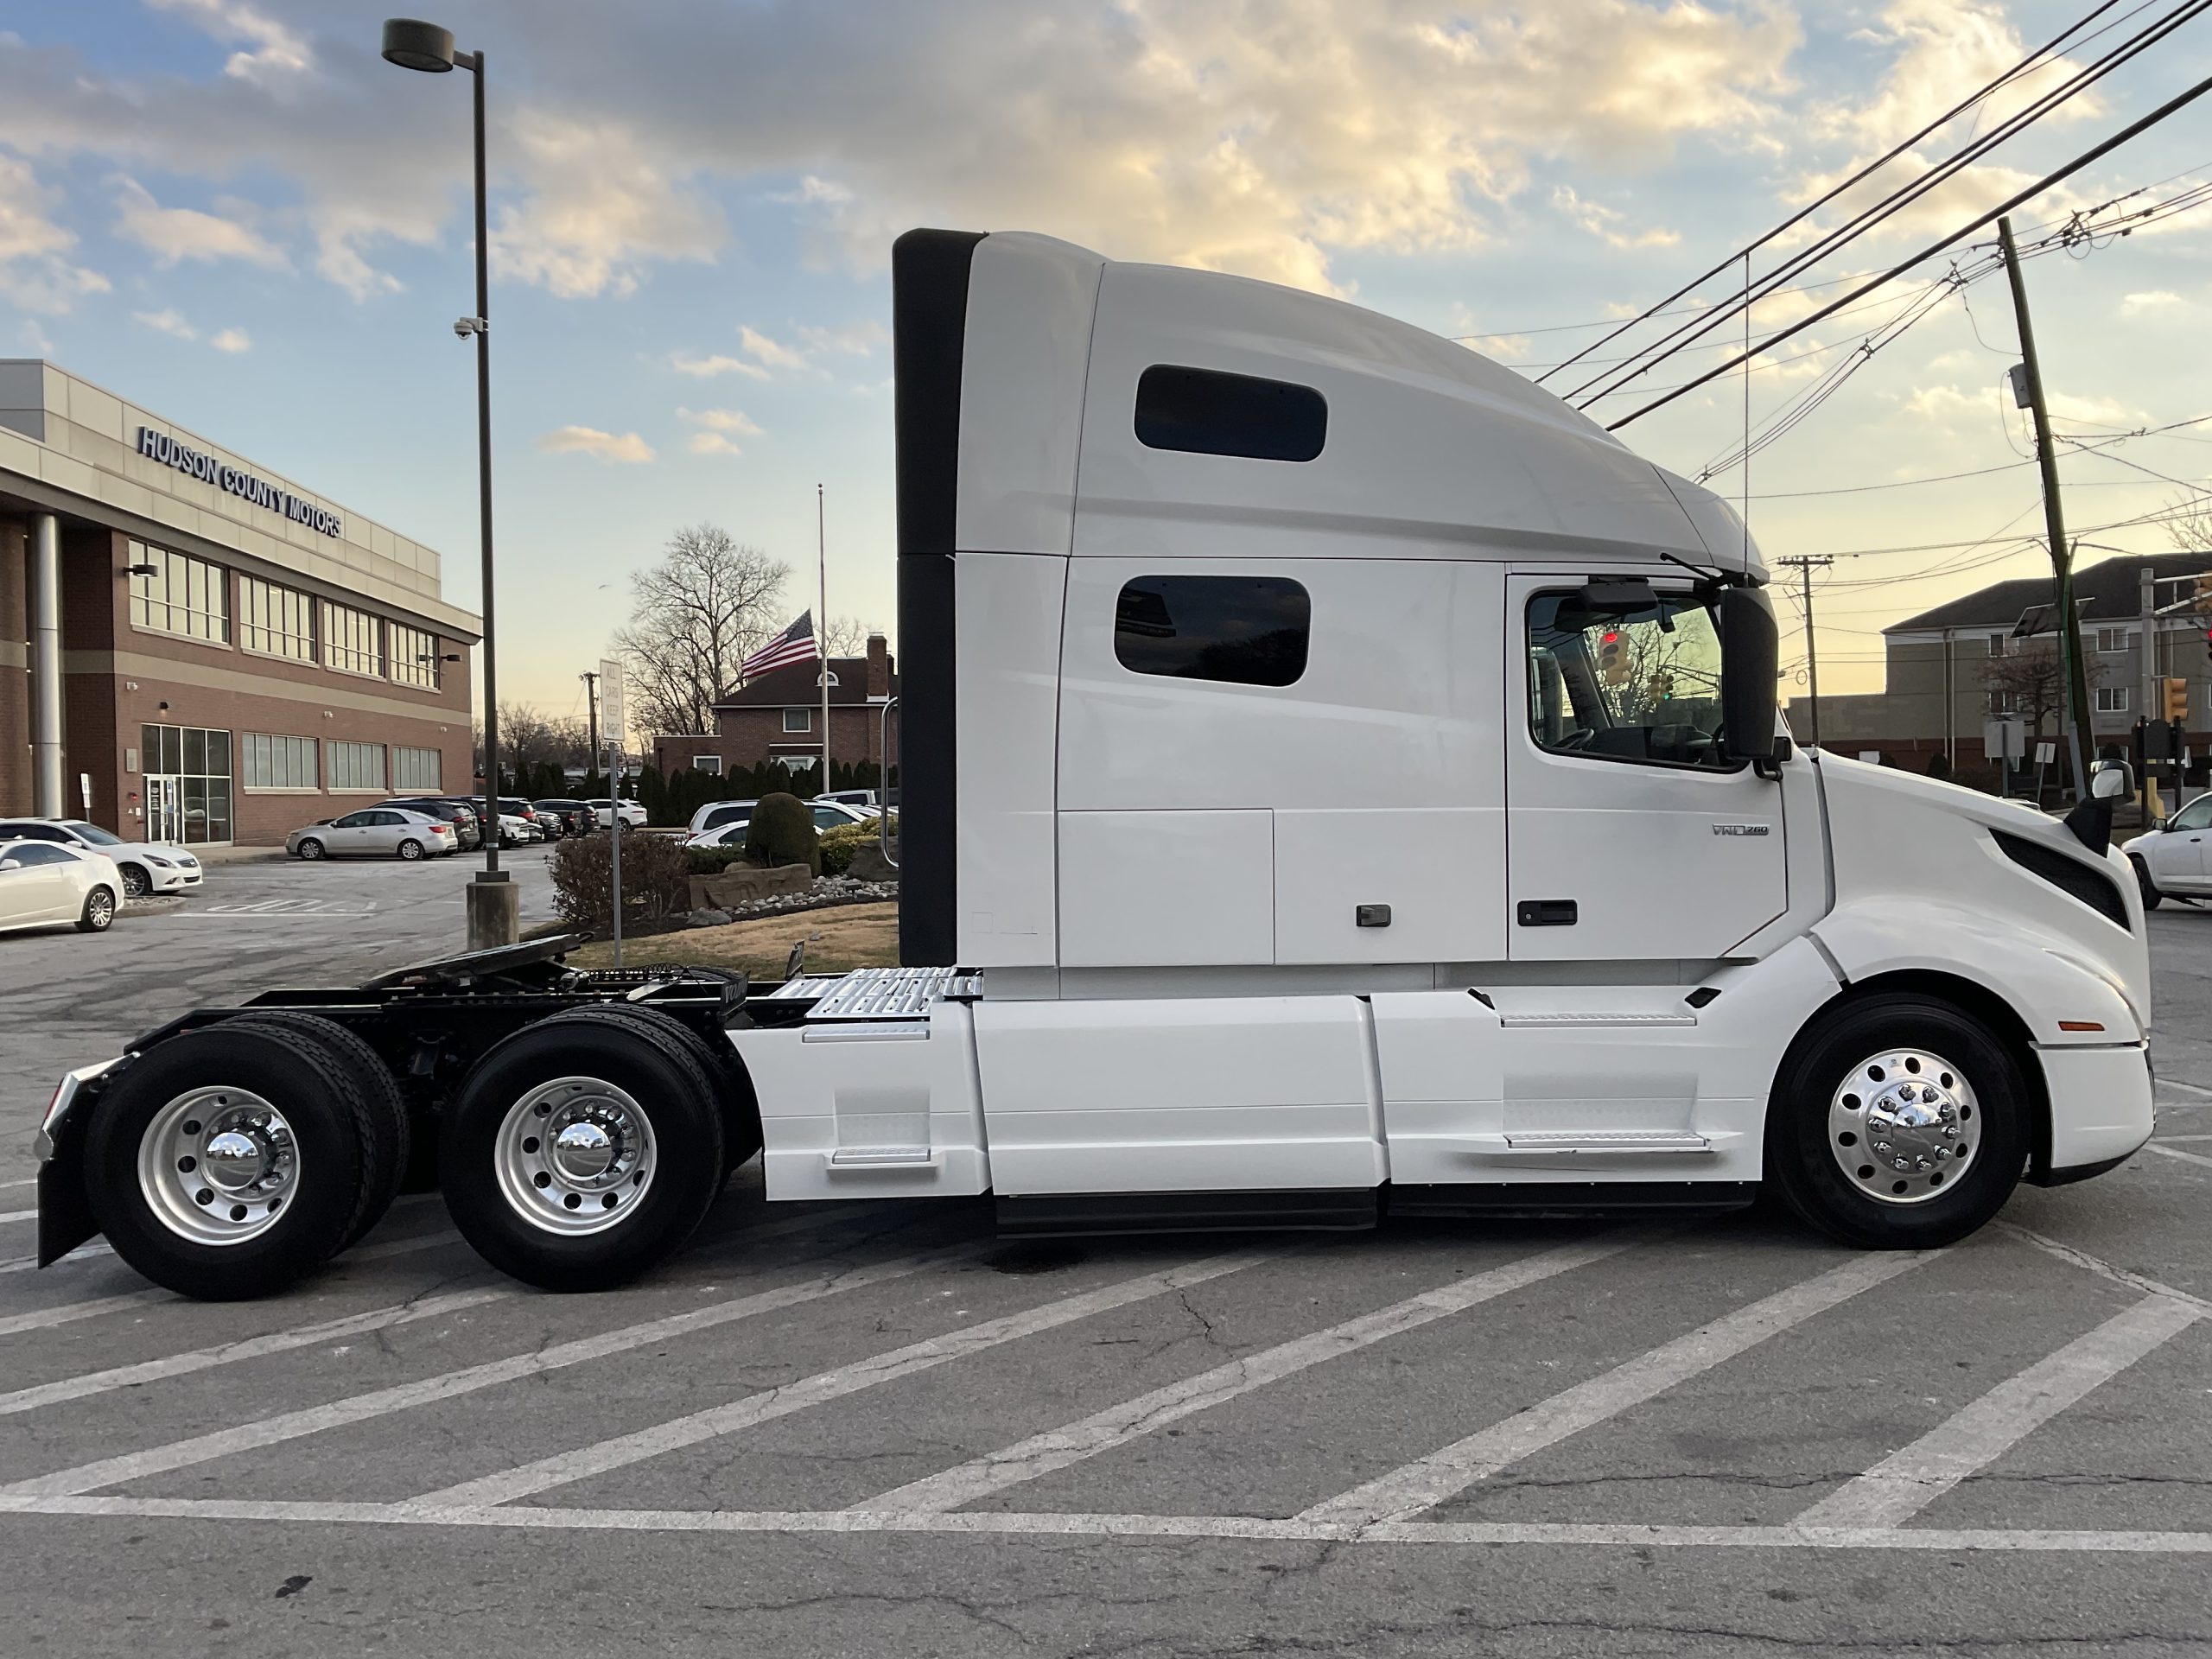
[0,841,122,936]
[2124,791,2212,908]
[587,798,649,829]
[0,817,202,900]
[684,800,873,849]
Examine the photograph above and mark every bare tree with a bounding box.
[821,615,884,657]
[498,702,560,774]
[612,525,790,737]
[1985,642,2104,737]
[2163,493,2212,555]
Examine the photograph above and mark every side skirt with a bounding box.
[995,1181,1761,1237]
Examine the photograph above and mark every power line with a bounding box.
[1605,61,2212,430]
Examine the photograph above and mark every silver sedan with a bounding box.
[287,807,458,861]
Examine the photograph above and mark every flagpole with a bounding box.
[817,483,829,795]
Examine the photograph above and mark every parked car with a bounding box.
[497,812,542,847]
[532,798,596,837]
[288,808,457,861]
[2124,791,2212,909]
[587,798,648,829]
[383,797,482,852]
[0,817,201,900]
[815,789,880,812]
[499,798,556,839]
[683,799,872,849]
[686,798,759,837]
[0,841,121,934]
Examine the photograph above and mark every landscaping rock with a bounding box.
[686,907,735,928]
[689,861,815,912]
[846,842,899,883]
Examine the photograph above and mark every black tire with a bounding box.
[441,1006,727,1291]
[80,1024,379,1300]
[76,887,116,933]
[296,838,325,861]
[2132,856,2164,911]
[585,1001,763,1174]
[119,863,150,899]
[397,838,425,861]
[223,1012,410,1249]
[1766,992,2026,1249]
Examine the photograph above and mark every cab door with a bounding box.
[1505,573,1787,962]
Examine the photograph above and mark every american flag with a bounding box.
[739,611,820,682]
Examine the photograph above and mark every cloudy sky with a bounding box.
[3,0,2209,715]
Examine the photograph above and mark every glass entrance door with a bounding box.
[145,775,184,843]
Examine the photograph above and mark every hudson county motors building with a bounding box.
[1,360,479,847]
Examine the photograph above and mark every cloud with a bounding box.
[133,308,199,340]
[736,324,809,371]
[535,424,656,463]
[688,432,745,456]
[147,0,313,86]
[795,318,889,357]
[490,110,724,299]
[1903,383,1980,423]
[1552,185,1679,250]
[114,176,286,269]
[670,352,768,380]
[2120,291,2185,318]
[0,153,108,315]
[680,407,765,435]
[211,326,252,352]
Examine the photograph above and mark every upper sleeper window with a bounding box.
[1134,365,1326,462]
[1114,575,1311,688]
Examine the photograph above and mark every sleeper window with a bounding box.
[1528,588,1733,771]
[1135,366,1326,461]
[1114,575,1310,688]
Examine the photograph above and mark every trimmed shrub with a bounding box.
[744,792,821,875]
[817,813,897,876]
[550,830,695,932]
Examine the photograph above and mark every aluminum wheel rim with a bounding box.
[493,1076,657,1236]
[86,890,113,927]
[1827,1047,1980,1205]
[136,1086,297,1245]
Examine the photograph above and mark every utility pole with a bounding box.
[1777,556,1833,750]
[580,671,601,786]
[817,483,830,796]
[2140,565,2160,819]
[1998,213,2094,799]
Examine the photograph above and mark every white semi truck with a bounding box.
[33,230,2155,1301]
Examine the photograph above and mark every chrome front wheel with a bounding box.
[135,1086,299,1245]
[1825,1048,1980,1205]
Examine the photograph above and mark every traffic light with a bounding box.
[2164,676,2190,723]
[1598,629,1630,686]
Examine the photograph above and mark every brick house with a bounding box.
[651,632,897,779]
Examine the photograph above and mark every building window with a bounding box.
[693,755,724,775]
[1986,632,2010,658]
[1988,690,2017,715]
[326,740,386,791]
[2094,626,2131,654]
[242,733,317,790]
[238,575,315,661]
[391,624,442,689]
[140,723,232,843]
[2096,686,2130,714]
[392,746,442,791]
[784,708,811,733]
[326,602,384,676]
[128,543,228,644]
[1115,575,1312,687]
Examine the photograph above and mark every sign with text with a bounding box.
[598,658,626,748]
[137,427,342,537]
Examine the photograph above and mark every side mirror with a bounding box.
[1719,586,1783,766]
[2089,760,2133,801]
[0,858,19,873]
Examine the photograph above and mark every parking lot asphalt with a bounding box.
[0,889,2208,1657]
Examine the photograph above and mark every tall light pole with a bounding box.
[382,18,514,946]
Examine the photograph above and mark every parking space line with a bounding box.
[2142,1141,2212,1171]
[2157,1077,2212,1097]
[3,1494,2209,1554]
[406,1249,1276,1512]
[0,1209,35,1226]
[1297,1249,1939,1526]
[0,1289,170,1338]
[1996,1223,2212,1316]
[855,1232,1639,1516]
[1793,1293,2203,1530]
[3,1243,976,1497]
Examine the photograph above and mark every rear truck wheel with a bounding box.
[80,1024,381,1299]
[1766,993,2026,1249]
[441,1006,727,1291]
[397,838,425,861]
[2131,856,2164,911]
[296,838,325,861]
[222,1011,410,1249]
[76,887,116,933]
[119,863,150,899]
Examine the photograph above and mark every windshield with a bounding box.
[62,821,125,846]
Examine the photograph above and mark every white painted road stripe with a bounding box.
[857,1233,1637,1516]
[1299,1249,1937,1526]
[408,1249,1274,1512]
[3,1243,971,1497]
[2157,1076,2212,1097]
[0,1287,508,1418]
[0,1208,35,1225]
[1996,1223,2212,1318]
[0,1177,35,1192]
[1,1494,2208,1554]
[1793,1293,2203,1530]
[0,1288,171,1339]
[2141,1141,2212,1172]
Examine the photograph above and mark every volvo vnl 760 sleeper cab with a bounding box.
[32,229,2156,1300]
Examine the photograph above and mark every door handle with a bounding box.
[1516,899,1578,927]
